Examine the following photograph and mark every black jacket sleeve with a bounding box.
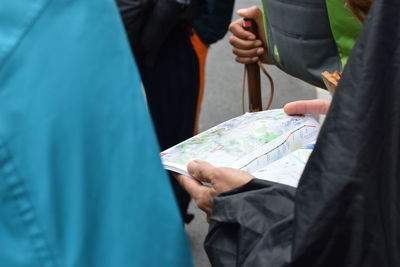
[205,179,296,267]
[193,0,235,45]
[116,0,152,46]
[116,0,203,67]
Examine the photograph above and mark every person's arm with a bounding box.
[116,0,152,45]
[175,160,296,266]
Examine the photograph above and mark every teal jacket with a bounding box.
[0,0,193,266]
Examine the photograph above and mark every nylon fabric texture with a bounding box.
[0,0,193,266]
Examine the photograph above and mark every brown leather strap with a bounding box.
[241,18,274,113]
[242,61,275,113]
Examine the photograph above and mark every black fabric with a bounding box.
[139,26,199,151]
[116,0,151,46]
[137,0,202,67]
[116,0,203,67]
[193,0,235,45]
[205,179,296,266]
[138,28,199,222]
[139,26,200,223]
[292,0,400,265]
[117,0,205,222]
[205,0,400,265]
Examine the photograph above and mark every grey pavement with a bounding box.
[186,1,316,266]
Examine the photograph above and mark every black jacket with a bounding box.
[193,0,235,45]
[205,0,400,265]
[117,0,203,66]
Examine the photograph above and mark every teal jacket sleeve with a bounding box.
[0,0,193,266]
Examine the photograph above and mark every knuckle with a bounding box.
[235,57,245,64]
[244,42,253,49]
[198,168,209,180]
[236,49,251,57]
[209,170,218,181]
[229,23,239,33]
[229,36,236,45]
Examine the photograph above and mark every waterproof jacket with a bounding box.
[0,0,193,266]
[261,0,361,88]
[205,0,400,265]
[117,0,203,66]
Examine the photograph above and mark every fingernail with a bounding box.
[252,57,259,62]
[257,48,264,55]
[255,40,262,46]
[247,35,256,40]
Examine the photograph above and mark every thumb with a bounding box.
[187,160,216,184]
[237,6,263,21]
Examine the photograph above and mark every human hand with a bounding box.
[284,99,331,115]
[229,6,273,64]
[174,160,254,222]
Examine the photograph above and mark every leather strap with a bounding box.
[242,61,275,113]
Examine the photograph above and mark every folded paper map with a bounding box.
[161,109,320,187]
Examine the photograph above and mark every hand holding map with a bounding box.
[175,160,255,222]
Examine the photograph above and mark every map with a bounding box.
[251,144,315,187]
[161,109,320,182]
